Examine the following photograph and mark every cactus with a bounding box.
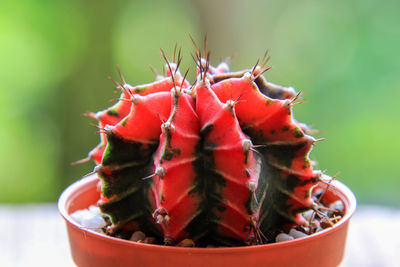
[78,47,322,246]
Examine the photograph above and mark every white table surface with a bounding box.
[0,204,399,267]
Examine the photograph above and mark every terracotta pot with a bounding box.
[59,174,356,267]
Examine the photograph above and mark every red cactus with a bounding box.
[78,47,322,246]
[151,87,200,243]
[194,80,263,244]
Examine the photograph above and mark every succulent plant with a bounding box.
[78,46,322,246]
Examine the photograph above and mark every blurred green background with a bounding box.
[1,0,399,206]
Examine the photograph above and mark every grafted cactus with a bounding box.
[78,48,322,246]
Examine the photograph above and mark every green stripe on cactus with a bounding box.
[106,109,119,117]
[99,164,152,198]
[99,179,160,237]
[101,133,157,168]
[186,135,226,243]
[256,141,309,170]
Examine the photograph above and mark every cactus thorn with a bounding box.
[317,172,340,202]
[102,125,113,135]
[141,173,155,180]
[292,101,305,106]
[200,58,208,70]
[116,64,127,85]
[249,49,272,81]
[253,191,259,206]
[312,138,326,146]
[184,88,195,97]
[289,91,302,105]
[162,121,175,132]
[184,79,197,97]
[155,166,165,178]
[189,35,211,82]
[189,34,201,59]
[108,75,131,97]
[251,144,266,149]
[149,64,158,76]
[81,169,98,179]
[316,205,338,213]
[311,206,335,227]
[160,48,177,91]
[172,43,178,63]
[243,72,254,81]
[92,164,102,174]
[175,47,182,76]
[249,215,266,244]
[202,52,211,83]
[149,65,164,80]
[250,59,260,77]
[196,76,210,88]
[90,123,104,131]
[191,53,200,69]
[172,86,183,97]
[166,62,178,74]
[123,83,133,91]
[156,113,166,124]
[242,139,252,152]
[249,147,262,154]
[260,48,271,69]
[82,112,97,119]
[248,183,259,206]
[225,99,236,111]
[253,66,273,81]
[231,93,246,105]
[109,97,131,103]
[71,156,91,166]
[180,68,190,89]
[306,126,320,135]
[130,94,141,105]
[156,214,165,224]
[203,33,208,62]
[247,181,257,192]
[153,207,168,217]
[314,170,323,180]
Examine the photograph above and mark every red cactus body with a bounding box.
[150,87,201,243]
[194,81,263,243]
[79,48,321,245]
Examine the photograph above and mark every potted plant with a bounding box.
[59,46,356,267]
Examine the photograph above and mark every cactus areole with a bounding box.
[79,48,323,246]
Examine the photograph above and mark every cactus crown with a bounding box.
[78,44,323,246]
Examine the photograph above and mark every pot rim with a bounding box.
[58,174,356,254]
